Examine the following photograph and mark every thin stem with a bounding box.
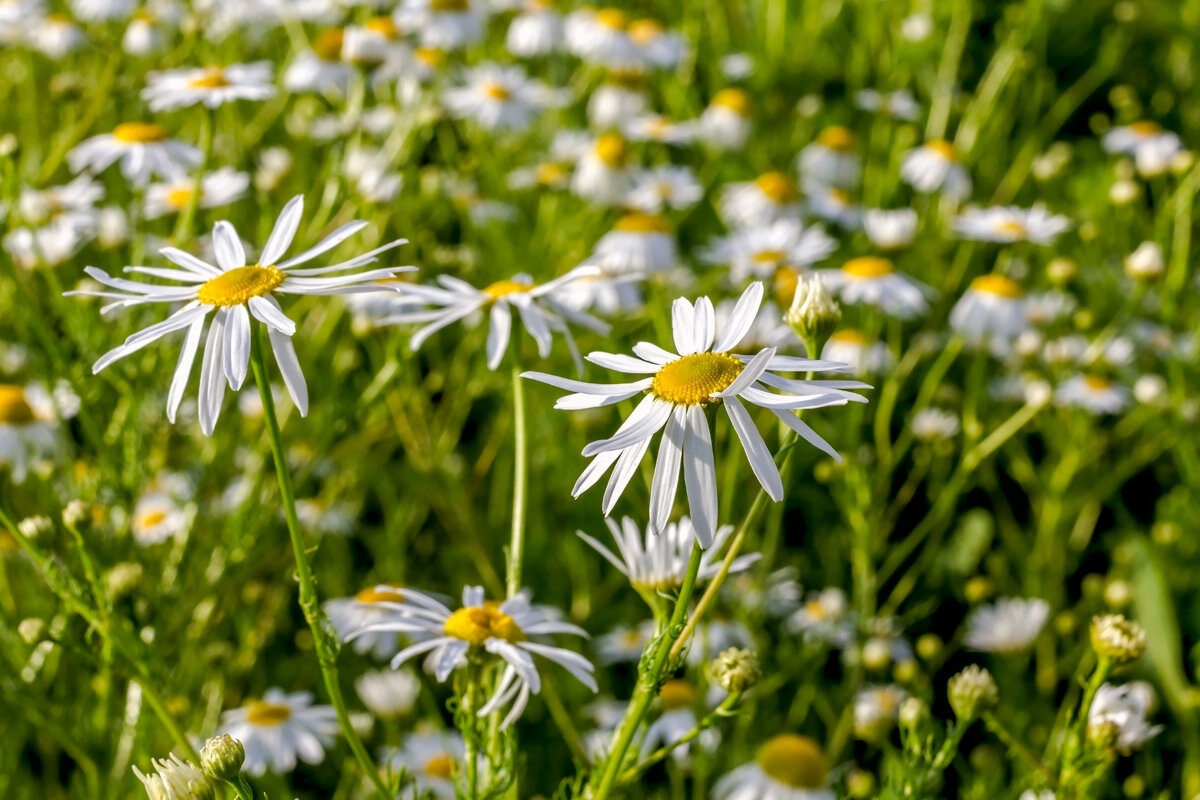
[248,327,390,800]
[617,691,741,783]
[507,363,527,598]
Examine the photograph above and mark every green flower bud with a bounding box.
[710,647,760,694]
[1090,614,1146,665]
[200,734,245,782]
[784,275,841,353]
[948,665,998,721]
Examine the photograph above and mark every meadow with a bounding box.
[1,1,1198,799]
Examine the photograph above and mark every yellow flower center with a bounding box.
[165,186,194,210]
[0,386,35,425]
[755,734,829,789]
[1127,120,1162,136]
[651,352,744,406]
[754,171,797,204]
[773,265,801,308]
[366,16,398,37]
[804,598,829,620]
[658,679,697,710]
[136,509,168,529]
[246,701,293,726]
[424,754,454,779]
[482,81,511,101]
[595,132,628,167]
[842,256,894,279]
[926,139,958,160]
[430,0,469,10]
[816,125,856,153]
[628,18,663,44]
[355,585,405,604]
[313,29,345,61]
[993,220,1027,238]
[113,122,168,143]
[416,47,446,68]
[970,274,1022,298]
[607,70,643,90]
[535,162,568,185]
[1084,375,1113,391]
[594,7,628,29]
[621,629,644,646]
[828,187,853,205]
[189,68,229,89]
[444,603,525,646]
[615,213,669,233]
[711,88,750,116]
[197,265,286,307]
[830,328,866,345]
[483,279,532,300]
[752,249,786,264]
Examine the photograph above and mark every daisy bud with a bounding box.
[134,755,214,800]
[1090,614,1146,665]
[1087,718,1121,751]
[200,734,245,782]
[0,133,16,158]
[1109,179,1140,205]
[1047,257,1077,284]
[845,768,876,798]
[62,500,89,530]
[17,515,52,541]
[784,275,841,352]
[948,665,998,721]
[1124,242,1164,281]
[1133,375,1168,407]
[711,647,760,694]
[898,696,928,731]
[18,618,44,644]
[1104,579,1132,609]
[916,633,943,661]
[106,562,144,599]
[862,638,892,671]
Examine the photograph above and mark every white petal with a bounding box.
[486,302,512,370]
[586,351,659,373]
[602,434,652,515]
[167,314,207,423]
[260,195,304,266]
[277,220,369,269]
[573,449,621,497]
[521,371,650,396]
[671,297,696,355]
[212,220,246,272]
[269,327,308,416]
[632,341,678,365]
[717,347,775,398]
[713,281,764,352]
[649,406,686,533]
[772,408,843,462]
[224,304,251,390]
[198,313,226,436]
[692,296,715,353]
[581,396,672,457]
[724,396,782,501]
[682,405,719,547]
[247,295,297,335]
[159,246,221,276]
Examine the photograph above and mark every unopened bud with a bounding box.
[18,618,44,644]
[784,275,841,352]
[711,647,760,693]
[899,696,928,730]
[200,734,245,782]
[1047,257,1077,284]
[17,515,52,540]
[1090,614,1145,665]
[62,500,90,530]
[948,665,998,720]
[1124,242,1164,281]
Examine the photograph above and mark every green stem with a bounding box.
[617,692,741,783]
[981,711,1056,783]
[248,327,390,800]
[507,364,527,598]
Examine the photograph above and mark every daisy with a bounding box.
[820,329,894,374]
[133,755,210,800]
[628,18,686,70]
[218,689,340,776]
[594,621,655,664]
[342,17,407,66]
[964,597,1049,653]
[350,586,597,729]
[1102,121,1182,177]
[382,267,608,370]
[949,274,1028,349]
[701,219,836,285]
[572,132,635,206]
[853,685,907,740]
[804,182,861,229]
[284,30,355,94]
[798,126,861,188]
[356,669,420,719]
[394,0,484,50]
[954,205,1070,244]
[324,583,411,660]
[714,734,835,800]
[66,195,410,435]
[129,489,191,546]
[1055,375,1130,415]
[623,113,695,146]
[564,7,640,68]
[900,140,972,200]
[587,74,648,129]
[862,208,918,250]
[67,123,200,185]
[911,408,960,441]
[718,172,802,228]
[443,63,551,131]
[506,0,564,57]
[144,167,250,219]
[521,282,867,546]
[1088,683,1163,754]
[0,384,56,483]
[640,679,714,763]
[28,13,85,58]
[142,62,275,111]
[697,88,752,150]
[786,587,854,647]
[588,214,677,276]
[854,88,920,120]
[383,731,464,799]
[624,165,703,213]
[818,257,931,319]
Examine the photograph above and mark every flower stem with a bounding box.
[507,363,527,598]
[249,327,390,800]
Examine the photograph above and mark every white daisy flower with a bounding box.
[588,213,677,276]
[324,583,411,660]
[284,30,355,94]
[506,1,564,56]
[701,219,836,284]
[144,167,250,219]
[900,140,972,200]
[854,88,920,120]
[218,688,340,776]
[341,17,406,65]
[395,0,484,50]
[443,63,552,131]
[383,731,464,799]
[72,0,135,20]
[623,113,696,146]
[564,7,640,68]
[625,165,703,213]
[351,586,597,729]
[714,734,835,800]
[949,274,1028,349]
[383,267,608,370]
[572,132,635,206]
[964,597,1049,653]
[818,257,931,319]
[820,329,894,375]
[804,182,861,229]
[594,620,655,664]
[720,52,754,80]
[718,172,802,228]
[587,76,648,129]
[66,195,410,435]
[133,755,210,800]
[1102,121,1182,177]
[1054,375,1130,415]
[954,204,1070,244]
[786,586,854,647]
[67,123,200,185]
[29,13,85,58]
[628,18,686,70]
[697,88,752,150]
[853,685,907,740]
[522,282,867,546]
[0,384,56,483]
[640,679,715,763]
[130,490,191,546]
[1124,241,1164,280]
[911,408,960,441]
[1024,290,1076,326]
[1088,682,1163,754]
[142,62,275,111]
[355,669,420,719]
[862,208,918,250]
[798,126,861,188]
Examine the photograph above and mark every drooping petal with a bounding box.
[682,405,719,547]
[198,312,227,436]
[486,302,513,370]
[649,406,686,534]
[277,220,369,269]
[223,303,251,390]
[671,297,696,355]
[724,395,783,501]
[269,327,309,416]
[167,313,207,423]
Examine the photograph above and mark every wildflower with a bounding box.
[142,62,275,111]
[701,219,837,284]
[68,195,409,435]
[1090,614,1146,665]
[954,205,1070,244]
[350,586,596,728]
[911,408,960,441]
[820,329,895,376]
[900,140,972,200]
[711,648,760,693]
[1124,242,1164,281]
[589,213,677,275]
[67,123,200,185]
[1055,375,1130,415]
[628,17,686,69]
[134,754,214,800]
[853,685,907,741]
[854,88,920,120]
[506,1,564,57]
[382,732,465,799]
[715,298,792,350]
[523,282,866,545]
[804,182,861,229]
[144,168,250,219]
[395,0,484,50]
[1103,121,1182,177]
[587,73,648,129]
[950,274,1027,350]
[572,132,635,205]
[818,257,931,319]
[1088,682,1162,753]
[640,679,713,763]
[199,734,245,782]
[784,275,841,348]
[443,63,554,131]
[17,515,53,540]
[798,125,861,188]
[564,7,640,68]
[862,208,918,250]
[625,165,703,213]
[130,490,190,546]
[698,88,753,150]
[218,689,340,776]
[595,621,655,664]
[714,734,834,800]
[948,665,998,720]
[29,14,85,58]
[718,172,802,227]
[284,30,354,94]
[964,597,1049,653]
[0,384,56,482]
[324,583,410,660]
[355,669,421,719]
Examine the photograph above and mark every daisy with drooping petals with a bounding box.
[0,384,57,483]
[1055,375,1130,415]
[356,669,420,719]
[142,62,275,111]
[625,165,703,213]
[1089,683,1163,754]
[950,274,1028,350]
[67,123,200,185]
[714,734,835,800]
[964,597,1049,653]
[587,73,648,129]
[144,167,250,219]
[564,7,640,68]
[284,29,355,94]
[628,17,686,70]
[718,172,802,228]
[351,586,597,729]
[701,219,836,285]
[218,689,340,776]
[66,195,410,435]
[383,267,608,370]
[954,205,1070,244]
[324,583,412,660]
[522,282,867,546]
[1102,121,1182,177]
[506,0,564,56]
[588,213,677,276]
[818,257,931,319]
[900,140,972,200]
[640,679,716,764]
[798,125,861,188]
[395,0,485,50]
[572,132,635,206]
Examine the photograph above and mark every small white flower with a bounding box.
[594,621,654,664]
[862,208,918,250]
[506,1,564,56]
[625,165,703,214]
[715,734,834,800]
[572,132,635,206]
[798,126,861,188]
[382,732,464,799]
[854,88,920,120]
[820,329,894,375]
[219,689,340,776]
[144,168,250,219]
[68,123,200,185]
[1055,375,1130,415]
[1103,121,1182,177]
[901,140,972,200]
[786,587,854,646]
[1088,682,1163,753]
[964,597,1049,653]
[1124,241,1164,280]
[325,583,411,660]
[443,63,554,131]
[818,257,931,319]
[355,668,420,719]
[718,172,802,228]
[589,214,677,276]
[395,0,485,50]
[950,274,1027,350]
[0,384,57,483]
[954,205,1070,244]
[142,62,276,111]
[697,88,752,150]
[701,219,836,284]
[912,408,960,441]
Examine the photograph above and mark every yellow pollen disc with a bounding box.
[482,81,511,101]
[658,679,697,710]
[772,265,801,308]
[628,18,663,44]
[608,70,643,90]
[594,7,628,29]
[970,274,1022,298]
[752,249,786,264]
[246,701,293,726]
[1128,120,1162,136]
[430,0,469,10]
[842,256,894,279]
[416,47,446,67]
[47,12,71,22]
[165,186,194,210]
[356,585,405,604]
[804,598,828,620]
[926,139,958,160]
[1084,375,1113,391]
[816,125,856,153]
[754,171,797,204]
[830,329,866,345]
[993,220,1027,238]
[197,265,286,307]
[424,754,454,779]
[444,603,525,646]
[595,132,628,167]
[313,29,345,61]
[366,16,398,37]
[621,629,643,646]
[189,68,229,89]
[483,279,532,300]
[535,162,567,184]
[0,386,35,425]
[113,122,168,143]
[651,352,744,406]
[615,213,669,233]
[755,734,829,789]
[136,509,168,528]
[711,88,750,116]
[828,187,852,204]
[133,10,155,21]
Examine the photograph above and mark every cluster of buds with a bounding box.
[947,665,998,721]
[1090,614,1146,665]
